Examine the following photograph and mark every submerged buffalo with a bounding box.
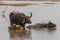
[44,21,56,28]
[27,21,56,29]
[9,11,32,30]
[8,24,23,30]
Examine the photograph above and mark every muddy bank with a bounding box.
[0,3,37,6]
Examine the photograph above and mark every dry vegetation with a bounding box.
[0,3,37,6]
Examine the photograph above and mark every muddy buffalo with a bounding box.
[45,21,56,28]
[9,11,32,30]
[27,21,56,29]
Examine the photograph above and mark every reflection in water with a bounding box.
[31,27,56,32]
[10,33,32,40]
[10,28,57,40]
[47,27,56,31]
[9,29,32,40]
[31,28,57,40]
[9,24,57,40]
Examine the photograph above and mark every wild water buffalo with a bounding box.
[8,24,16,30]
[9,11,32,30]
[44,21,56,28]
[28,23,45,29]
[27,21,56,29]
[8,24,23,30]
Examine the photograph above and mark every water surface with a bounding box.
[0,3,60,40]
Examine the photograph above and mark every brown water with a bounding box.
[0,3,60,40]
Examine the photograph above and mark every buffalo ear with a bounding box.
[30,12,32,18]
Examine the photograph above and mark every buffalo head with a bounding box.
[21,12,32,24]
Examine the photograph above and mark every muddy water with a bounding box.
[0,3,60,40]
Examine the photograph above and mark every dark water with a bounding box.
[0,3,60,40]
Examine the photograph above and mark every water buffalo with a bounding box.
[27,21,56,29]
[9,11,32,30]
[45,21,56,28]
[29,23,45,29]
[8,24,16,30]
[8,24,23,30]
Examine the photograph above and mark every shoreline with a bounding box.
[0,4,37,6]
[0,1,59,6]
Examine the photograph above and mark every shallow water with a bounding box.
[0,3,60,40]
